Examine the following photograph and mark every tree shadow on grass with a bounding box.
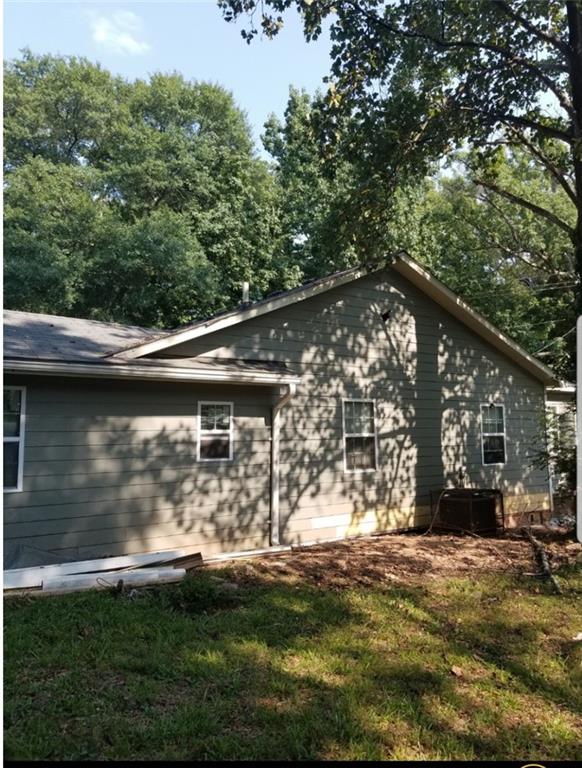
[4,571,581,761]
[153,577,579,760]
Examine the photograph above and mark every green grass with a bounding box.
[4,565,582,761]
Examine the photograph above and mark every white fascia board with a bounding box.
[392,253,559,386]
[113,263,382,360]
[546,384,576,394]
[4,359,301,387]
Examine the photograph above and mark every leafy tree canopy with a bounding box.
[4,50,286,326]
[221,0,582,311]
[4,42,577,377]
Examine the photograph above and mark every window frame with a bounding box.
[4,385,26,493]
[480,402,506,467]
[342,398,378,474]
[197,400,234,463]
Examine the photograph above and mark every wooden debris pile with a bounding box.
[524,528,563,594]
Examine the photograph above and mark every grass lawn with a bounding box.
[4,543,582,761]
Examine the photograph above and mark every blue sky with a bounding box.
[4,0,333,153]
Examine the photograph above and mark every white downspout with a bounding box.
[270,383,296,546]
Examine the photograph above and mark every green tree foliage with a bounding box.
[531,404,576,495]
[4,159,105,315]
[4,51,123,169]
[4,51,284,326]
[263,87,352,280]
[263,86,407,280]
[83,213,217,328]
[221,0,582,310]
[400,160,576,378]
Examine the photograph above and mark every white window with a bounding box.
[343,399,377,472]
[481,403,506,466]
[4,386,26,492]
[197,401,233,462]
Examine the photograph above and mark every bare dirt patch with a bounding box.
[216,528,582,590]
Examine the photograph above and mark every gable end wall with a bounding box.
[161,267,550,542]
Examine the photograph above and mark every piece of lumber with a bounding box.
[150,552,203,571]
[41,568,186,595]
[3,549,186,590]
[524,527,562,594]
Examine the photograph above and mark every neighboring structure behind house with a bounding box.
[545,383,576,509]
[3,252,560,569]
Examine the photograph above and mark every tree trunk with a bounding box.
[567,1,582,313]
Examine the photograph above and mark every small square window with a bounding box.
[198,402,233,462]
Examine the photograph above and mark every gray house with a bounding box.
[3,252,559,569]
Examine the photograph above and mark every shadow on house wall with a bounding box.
[3,269,548,567]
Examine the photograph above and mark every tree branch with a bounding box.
[492,112,572,143]
[477,191,572,276]
[504,126,578,205]
[476,177,576,239]
[348,0,572,115]
[492,1,571,57]
[480,229,570,278]
[349,1,513,57]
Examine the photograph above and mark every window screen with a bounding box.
[481,404,506,465]
[4,387,25,491]
[198,402,233,461]
[343,400,377,471]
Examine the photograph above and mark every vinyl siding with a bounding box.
[163,267,550,543]
[3,377,274,567]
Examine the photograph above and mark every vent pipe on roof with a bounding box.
[242,281,250,304]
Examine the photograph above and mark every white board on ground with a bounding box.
[3,549,186,590]
[41,568,186,595]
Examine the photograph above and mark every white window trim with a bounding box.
[342,398,378,474]
[4,386,26,493]
[197,400,234,463]
[480,401,506,467]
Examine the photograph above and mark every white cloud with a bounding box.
[91,11,150,56]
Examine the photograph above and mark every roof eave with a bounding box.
[546,384,576,394]
[3,359,301,387]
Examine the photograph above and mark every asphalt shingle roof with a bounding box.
[3,310,160,362]
[3,310,295,377]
